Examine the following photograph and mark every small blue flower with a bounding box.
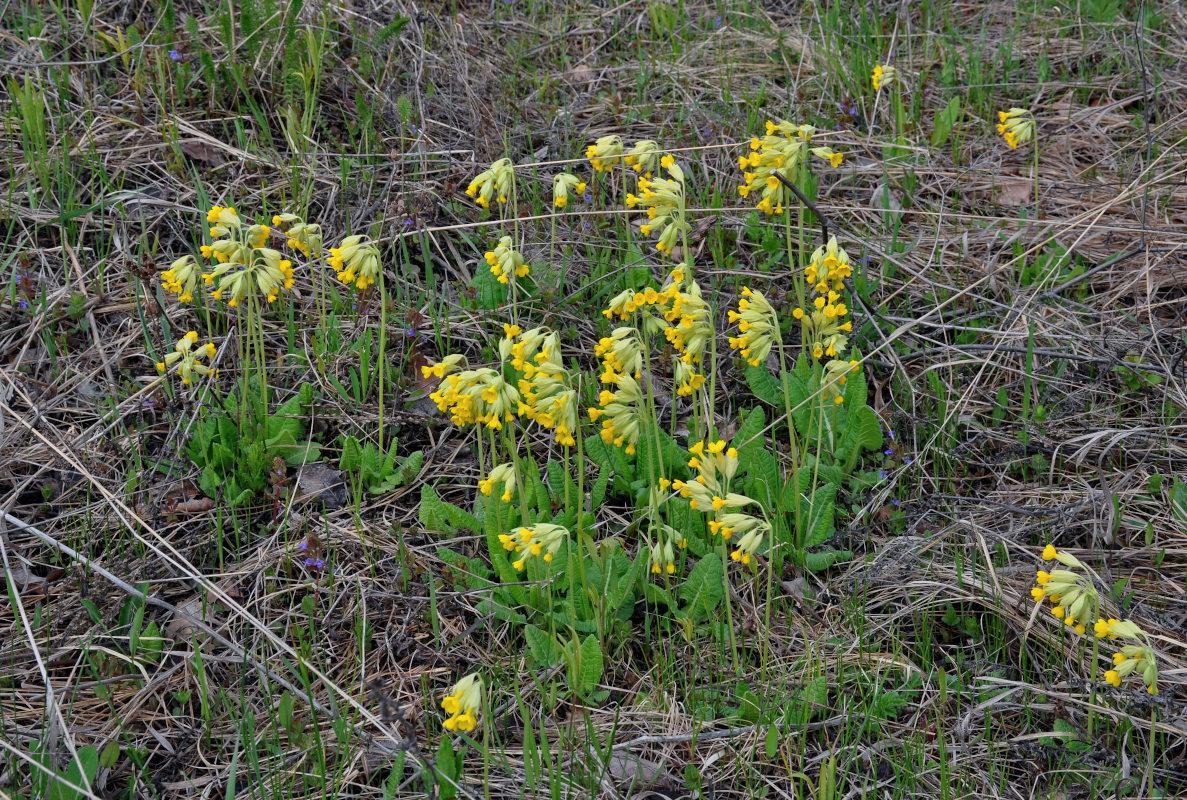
[892,498,900,506]
[297,541,308,551]
[887,430,895,440]
[714,15,723,28]
[878,470,888,480]
[904,457,912,465]
[884,448,894,456]
[168,49,182,61]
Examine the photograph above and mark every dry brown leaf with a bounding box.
[997,178,1032,207]
[179,139,228,168]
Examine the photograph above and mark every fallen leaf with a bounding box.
[998,178,1032,207]
[296,462,348,510]
[179,140,228,168]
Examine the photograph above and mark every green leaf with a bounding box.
[419,484,451,532]
[578,635,603,694]
[930,95,962,147]
[589,466,610,510]
[47,744,98,800]
[853,405,882,452]
[798,676,829,720]
[731,406,767,458]
[805,483,836,547]
[436,737,459,800]
[470,260,507,310]
[524,625,561,667]
[679,552,723,621]
[744,364,785,406]
[745,448,781,509]
[802,550,843,571]
[340,436,363,472]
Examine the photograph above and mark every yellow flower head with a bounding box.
[441,673,483,731]
[996,108,1035,150]
[586,134,624,172]
[465,158,514,208]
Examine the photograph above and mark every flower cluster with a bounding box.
[478,461,518,503]
[498,523,568,570]
[871,64,899,91]
[328,235,381,291]
[466,158,513,208]
[1032,544,1099,636]
[441,673,483,732]
[156,331,216,385]
[195,206,296,307]
[661,271,710,396]
[427,365,520,430]
[484,236,529,285]
[588,374,643,455]
[623,139,662,177]
[160,255,201,303]
[737,121,842,215]
[727,286,777,368]
[503,325,579,448]
[552,173,586,209]
[793,236,854,360]
[586,135,623,172]
[271,214,323,258]
[996,108,1035,150]
[673,440,768,565]
[1096,618,1158,694]
[627,158,687,254]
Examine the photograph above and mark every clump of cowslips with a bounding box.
[586,134,623,172]
[738,121,843,215]
[502,324,579,448]
[484,236,529,285]
[996,108,1035,150]
[1096,619,1159,695]
[498,523,569,571]
[479,462,518,503]
[623,139,662,177]
[271,214,324,258]
[626,156,687,255]
[1032,544,1099,636]
[871,64,900,91]
[552,173,586,208]
[160,254,201,303]
[588,374,644,455]
[728,286,778,368]
[328,235,381,291]
[793,236,854,360]
[197,206,296,307]
[426,363,520,430]
[466,158,514,208]
[441,673,483,732]
[673,440,769,567]
[156,331,217,385]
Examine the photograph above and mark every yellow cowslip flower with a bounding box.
[623,140,662,176]
[871,64,899,92]
[271,213,324,258]
[727,286,777,367]
[594,327,643,385]
[429,367,520,430]
[484,236,529,285]
[552,173,586,209]
[632,162,690,255]
[328,235,381,291]
[498,523,568,570]
[1031,545,1097,635]
[156,331,217,385]
[729,518,770,565]
[996,108,1035,150]
[478,461,517,503]
[821,359,860,405]
[206,205,242,238]
[441,673,483,732]
[1094,617,1142,640]
[205,247,295,306]
[806,236,853,294]
[465,158,513,208]
[649,531,679,575]
[1105,643,1159,695]
[662,278,710,396]
[519,362,578,447]
[500,325,559,377]
[588,373,643,454]
[738,121,842,214]
[586,134,623,172]
[420,354,466,380]
[160,254,201,303]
